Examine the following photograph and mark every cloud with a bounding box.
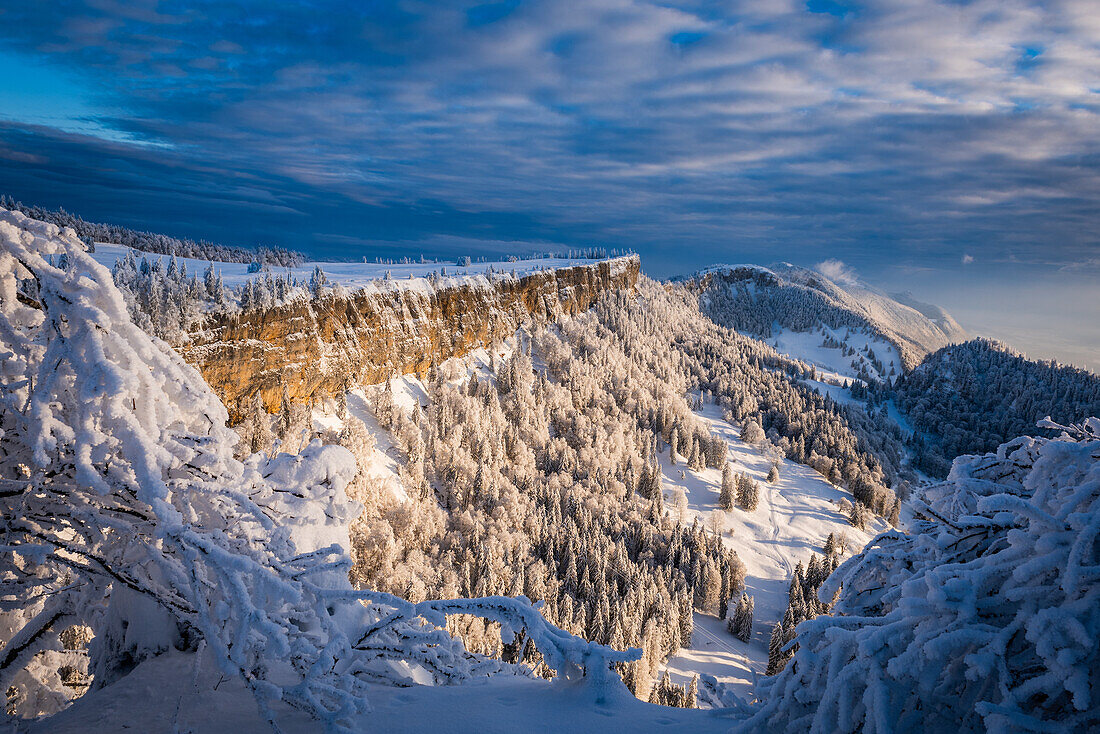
[962,254,975,264]
[0,1,1096,277]
[815,258,860,286]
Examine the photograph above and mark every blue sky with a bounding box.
[0,1,1097,366]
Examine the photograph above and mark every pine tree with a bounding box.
[767,463,779,483]
[719,463,736,510]
[766,623,785,675]
[737,474,759,511]
[728,593,754,642]
[849,500,867,530]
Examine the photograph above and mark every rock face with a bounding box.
[180,257,639,421]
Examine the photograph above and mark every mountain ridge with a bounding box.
[675,262,967,373]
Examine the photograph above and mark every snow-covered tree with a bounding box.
[740,420,765,444]
[0,210,640,728]
[744,419,1100,733]
[719,463,736,511]
[728,594,754,643]
[736,475,759,512]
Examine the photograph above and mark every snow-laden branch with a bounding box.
[0,208,637,730]
[737,424,1100,733]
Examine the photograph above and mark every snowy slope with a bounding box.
[90,242,622,293]
[768,324,901,384]
[29,648,736,734]
[769,263,968,355]
[889,290,967,340]
[684,262,967,375]
[657,401,881,699]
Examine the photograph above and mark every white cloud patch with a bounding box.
[962,254,975,264]
[815,258,860,286]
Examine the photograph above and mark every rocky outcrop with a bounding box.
[179,257,639,421]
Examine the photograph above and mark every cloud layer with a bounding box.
[0,0,1098,278]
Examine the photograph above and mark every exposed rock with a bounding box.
[178,257,639,421]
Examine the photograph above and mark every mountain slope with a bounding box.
[656,404,880,700]
[889,290,967,341]
[895,338,1100,476]
[678,263,967,375]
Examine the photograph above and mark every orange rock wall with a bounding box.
[178,257,639,421]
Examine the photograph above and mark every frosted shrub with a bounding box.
[742,418,1100,733]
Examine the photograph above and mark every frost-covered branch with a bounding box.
[738,424,1100,733]
[0,208,637,730]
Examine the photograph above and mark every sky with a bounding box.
[0,1,1097,367]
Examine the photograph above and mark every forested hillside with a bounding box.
[279,277,906,699]
[681,263,966,374]
[4,206,1097,734]
[0,194,302,265]
[896,338,1100,476]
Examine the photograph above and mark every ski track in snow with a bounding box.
[658,401,880,701]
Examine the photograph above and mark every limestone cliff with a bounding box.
[179,256,639,421]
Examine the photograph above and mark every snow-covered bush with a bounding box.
[740,419,765,444]
[0,209,639,729]
[742,418,1100,733]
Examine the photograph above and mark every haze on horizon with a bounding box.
[0,1,1097,367]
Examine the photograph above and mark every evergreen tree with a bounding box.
[719,463,736,510]
[737,474,759,511]
[728,593,754,642]
[766,623,785,675]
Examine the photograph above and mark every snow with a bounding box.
[742,419,1100,732]
[310,334,527,505]
[89,242,623,294]
[28,647,735,734]
[768,324,900,384]
[658,401,881,699]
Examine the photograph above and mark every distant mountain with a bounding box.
[676,263,967,376]
[888,290,968,342]
[895,338,1100,476]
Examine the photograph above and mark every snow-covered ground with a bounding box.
[90,242,620,293]
[657,401,881,700]
[29,648,737,734]
[768,324,901,383]
[314,363,883,706]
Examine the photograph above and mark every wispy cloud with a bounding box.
[815,258,861,286]
[0,0,1097,275]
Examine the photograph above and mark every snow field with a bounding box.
[90,242,621,295]
[768,323,900,384]
[658,401,880,700]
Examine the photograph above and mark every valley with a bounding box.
[2,206,1097,733]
